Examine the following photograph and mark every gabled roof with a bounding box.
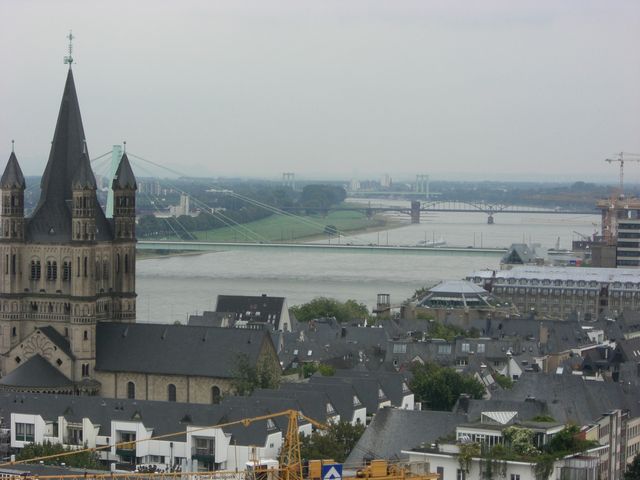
[95,322,277,378]
[345,407,468,466]
[491,372,640,425]
[0,355,72,388]
[38,326,74,359]
[0,151,26,189]
[280,382,363,421]
[216,295,285,326]
[112,153,137,190]
[26,68,112,242]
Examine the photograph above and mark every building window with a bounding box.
[438,344,452,355]
[168,384,177,402]
[127,381,135,399]
[12,327,17,337]
[81,364,90,377]
[124,254,129,274]
[15,423,35,442]
[83,330,88,341]
[46,261,57,281]
[63,261,71,281]
[461,343,470,353]
[30,259,41,280]
[116,254,120,273]
[103,260,109,280]
[510,475,520,480]
[477,343,485,354]
[211,386,221,404]
[83,256,88,277]
[393,343,407,354]
[456,469,466,480]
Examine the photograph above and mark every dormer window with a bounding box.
[353,395,362,407]
[266,419,277,431]
[326,403,335,415]
[378,388,385,400]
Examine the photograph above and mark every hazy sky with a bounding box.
[1,0,639,182]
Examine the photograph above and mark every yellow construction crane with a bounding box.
[1,409,438,480]
[605,152,640,194]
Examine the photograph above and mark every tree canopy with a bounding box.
[290,297,370,323]
[231,353,280,396]
[299,421,365,463]
[17,441,104,469]
[410,362,485,410]
[625,453,640,480]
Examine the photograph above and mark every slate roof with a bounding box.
[216,295,286,329]
[0,355,72,388]
[95,322,276,378]
[38,326,74,359]
[112,153,137,190]
[491,372,640,426]
[26,68,112,242]
[331,369,412,407]
[252,388,337,425]
[345,407,467,466]
[617,337,640,363]
[309,376,389,413]
[0,151,26,189]
[455,398,548,423]
[0,392,285,446]
[280,382,363,421]
[71,150,97,190]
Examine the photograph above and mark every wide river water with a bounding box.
[137,202,600,323]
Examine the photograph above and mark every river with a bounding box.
[136,205,600,323]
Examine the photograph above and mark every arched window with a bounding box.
[211,386,221,404]
[167,384,177,402]
[127,381,135,399]
[63,261,71,281]
[116,254,120,273]
[83,257,88,277]
[83,330,88,340]
[30,259,41,280]
[103,260,109,280]
[124,254,129,274]
[46,261,57,281]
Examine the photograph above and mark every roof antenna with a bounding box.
[63,30,74,68]
[11,140,15,153]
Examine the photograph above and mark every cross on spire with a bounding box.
[11,140,14,153]
[64,30,75,67]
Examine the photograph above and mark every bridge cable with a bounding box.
[133,161,268,243]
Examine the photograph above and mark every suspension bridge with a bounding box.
[88,146,590,256]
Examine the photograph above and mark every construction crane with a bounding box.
[604,152,640,194]
[1,409,438,480]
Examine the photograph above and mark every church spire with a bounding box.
[1,147,26,190]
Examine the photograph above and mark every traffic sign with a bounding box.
[321,464,342,480]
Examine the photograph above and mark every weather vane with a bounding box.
[64,30,74,67]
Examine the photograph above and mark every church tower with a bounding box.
[0,42,137,394]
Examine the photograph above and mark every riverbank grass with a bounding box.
[142,210,389,243]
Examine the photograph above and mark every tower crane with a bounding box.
[605,152,640,194]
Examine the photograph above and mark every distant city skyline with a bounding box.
[1,0,639,183]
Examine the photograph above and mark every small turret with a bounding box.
[112,152,136,240]
[0,144,26,240]
[71,142,98,242]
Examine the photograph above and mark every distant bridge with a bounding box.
[286,201,599,224]
[137,240,507,256]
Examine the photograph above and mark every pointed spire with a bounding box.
[37,68,88,204]
[72,148,97,190]
[112,152,137,190]
[1,148,26,190]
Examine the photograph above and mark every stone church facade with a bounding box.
[0,65,280,402]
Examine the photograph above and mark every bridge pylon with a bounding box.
[415,174,430,199]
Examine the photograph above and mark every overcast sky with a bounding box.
[1,0,639,182]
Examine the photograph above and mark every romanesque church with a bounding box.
[0,66,279,404]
